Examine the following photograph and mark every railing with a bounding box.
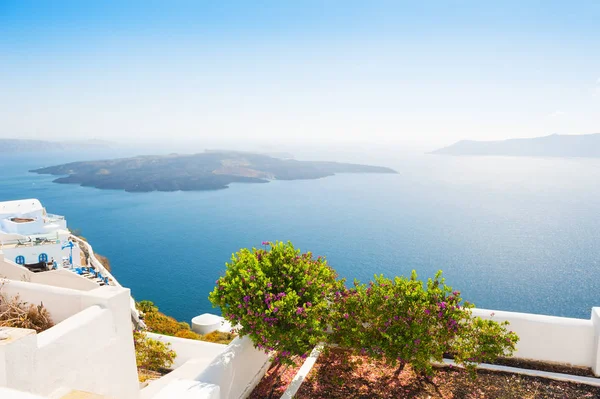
[69,235,120,288]
[69,235,144,328]
[0,238,60,248]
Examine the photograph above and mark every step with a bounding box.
[57,389,114,399]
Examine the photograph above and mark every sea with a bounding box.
[1,148,599,323]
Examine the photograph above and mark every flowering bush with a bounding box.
[209,241,344,364]
[202,330,237,344]
[137,300,199,338]
[133,331,176,372]
[174,329,203,340]
[330,271,518,375]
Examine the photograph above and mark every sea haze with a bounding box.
[1,150,599,323]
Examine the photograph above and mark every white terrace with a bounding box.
[0,278,269,399]
[0,199,78,271]
[0,199,67,238]
[2,271,600,399]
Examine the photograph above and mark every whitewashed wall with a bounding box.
[473,307,600,374]
[0,219,44,236]
[2,278,93,323]
[146,332,227,368]
[143,335,271,399]
[1,244,81,268]
[0,254,98,291]
[195,336,271,399]
[0,281,140,399]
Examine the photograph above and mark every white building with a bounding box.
[0,199,81,269]
[0,198,270,399]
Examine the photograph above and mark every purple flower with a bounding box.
[296,307,304,314]
[243,296,250,303]
[424,309,430,315]
[262,241,270,246]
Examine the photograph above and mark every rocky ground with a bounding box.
[250,348,600,399]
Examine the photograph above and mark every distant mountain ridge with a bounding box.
[0,138,114,152]
[432,133,600,158]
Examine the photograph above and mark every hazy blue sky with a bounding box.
[1,1,598,148]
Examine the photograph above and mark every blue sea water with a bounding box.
[1,150,599,322]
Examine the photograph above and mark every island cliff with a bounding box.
[31,151,397,192]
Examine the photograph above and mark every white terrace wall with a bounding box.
[195,336,271,399]
[146,332,227,369]
[0,253,98,292]
[0,243,82,269]
[0,281,140,399]
[473,307,600,374]
[145,336,271,399]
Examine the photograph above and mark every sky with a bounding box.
[0,1,599,149]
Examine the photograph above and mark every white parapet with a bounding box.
[194,336,271,399]
[0,280,140,399]
[473,307,600,375]
[142,335,271,399]
[146,332,227,369]
[0,252,99,292]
